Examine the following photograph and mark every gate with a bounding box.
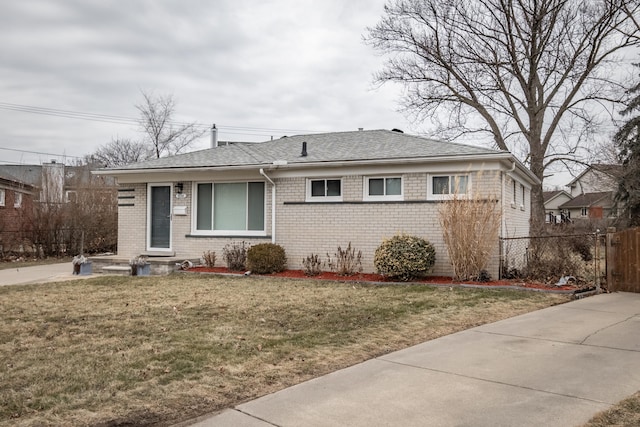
[606,227,640,292]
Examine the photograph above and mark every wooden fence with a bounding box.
[606,227,640,293]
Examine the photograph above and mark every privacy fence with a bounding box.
[606,227,640,293]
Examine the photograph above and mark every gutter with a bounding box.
[92,152,519,177]
[259,168,276,244]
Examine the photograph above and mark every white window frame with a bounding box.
[191,181,267,236]
[14,192,22,208]
[66,190,77,203]
[581,207,588,217]
[364,176,403,201]
[520,184,526,211]
[427,174,471,200]
[0,189,5,206]
[305,178,343,202]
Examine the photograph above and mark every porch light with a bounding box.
[175,182,184,194]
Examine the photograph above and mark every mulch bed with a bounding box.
[186,266,581,293]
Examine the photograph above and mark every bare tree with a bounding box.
[87,138,151,168]
[137,91,206,159]
[366,0,640,233]
[23,164,118,256]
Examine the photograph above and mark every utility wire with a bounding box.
[0,102,324,134]
[0,146,82,159]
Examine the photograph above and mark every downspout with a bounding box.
[259,168,276,244]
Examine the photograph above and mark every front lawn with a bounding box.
[0,274,569,426]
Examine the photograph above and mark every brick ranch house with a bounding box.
[94,129,538,278]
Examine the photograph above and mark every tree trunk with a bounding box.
[529,151,546,237]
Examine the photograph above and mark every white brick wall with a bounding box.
[503,176,530,238]
[117,183,147,255]
[116,168,533,279]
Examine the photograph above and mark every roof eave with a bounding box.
[94,152,541,184]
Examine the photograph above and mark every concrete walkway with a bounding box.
[190,292,640,427]
[0,262,91,286]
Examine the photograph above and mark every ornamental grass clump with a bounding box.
[247,243,287,274]
[374,234,436,281]
[327,242,363,276]
[202,250,217,268]
[438,173,501,281]
[302,253,324,276]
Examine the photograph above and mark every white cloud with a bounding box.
[0,0,421,165]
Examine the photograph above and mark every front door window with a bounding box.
[150,185,171,249]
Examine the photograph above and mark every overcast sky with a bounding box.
[0,0,421,166]
[2,1,637,188]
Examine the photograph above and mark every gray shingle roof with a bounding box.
[0,165,42,187]
[106,129,506,171]
[559,192,614,209]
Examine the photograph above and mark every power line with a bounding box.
[0,146,82,159]
[0,102,140,126]
[0,102,324,135]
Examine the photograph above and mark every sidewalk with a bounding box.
[0,262,90,286]
[189,292,640,427]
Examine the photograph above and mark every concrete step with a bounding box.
[102,265,131,276]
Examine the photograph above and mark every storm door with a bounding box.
[148,184,172,250]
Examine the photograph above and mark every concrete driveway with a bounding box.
[0,262,87,286]
[189,292,640,427]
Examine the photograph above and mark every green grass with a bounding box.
[0,274,569,426]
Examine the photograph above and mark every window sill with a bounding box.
[304,198,343,203]
[186,233,271,239]
[284,200,439,205]
[363,196,404,202]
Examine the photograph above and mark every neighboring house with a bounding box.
[0,161,117,255]
[561,164,622,224]
[543,190,572,224]
[0,161,116,204]
[567,164,621,197]
[559,192,617,222]
[96,129,538,278]
[0,171,36,253]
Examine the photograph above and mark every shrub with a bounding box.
[302,253,324,276]
[374,234,436,281]
[223,241,249,271]
[476,269,492,282]
[202,250,216,268]
[327,242,362,276]
[247,243,287,274]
